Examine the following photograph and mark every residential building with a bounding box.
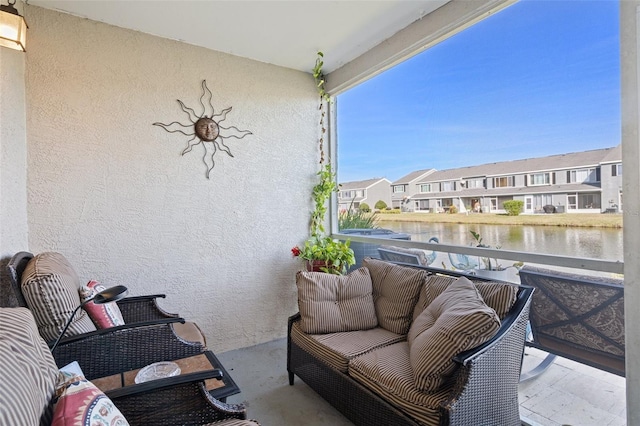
[338,178,391,211]
[390,169,436,210]
[404,146,622,214]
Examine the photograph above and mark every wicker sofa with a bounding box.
[0,306,259,426]
[287,258,533,426]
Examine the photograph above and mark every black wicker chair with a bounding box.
[6,251,207,362]
[7,251,180,323]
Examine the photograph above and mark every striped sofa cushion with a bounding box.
[0,307,59,426]
[363,258,427,335]
[296,268,377,334]
[21,252,97,343]
[413,274,518,320]
[290,321,404,372]
[348,341,453,426]
[408,276,500,392]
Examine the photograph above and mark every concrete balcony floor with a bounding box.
[216,339,626,426]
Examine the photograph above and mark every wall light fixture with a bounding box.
[0,0,26,51]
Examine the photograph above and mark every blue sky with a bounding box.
[336,0,620,183]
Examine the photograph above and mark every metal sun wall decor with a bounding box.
[153,80,252,179]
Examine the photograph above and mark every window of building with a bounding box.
[441,181,454,191]
[568,167,600,183]
[612,163,622,176]
[529,172,551,185]
[393,185,405,193]
[467,178,485,189]
[419,183,432,193]
[493,176,514,188]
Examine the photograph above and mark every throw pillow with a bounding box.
[408,276,501,392]
[53,371,129,426]
[21,252,97,343]
[413,274,518,320]
[363,258,427,335]
[296,267,378,334]
[79,280,125,328]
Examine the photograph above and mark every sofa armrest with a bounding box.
[52,321,205,380]
[443,285,534,425]
[453,286,534,365]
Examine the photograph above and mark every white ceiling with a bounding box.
[27,0,449,73]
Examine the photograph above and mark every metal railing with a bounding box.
[332,233,624,275]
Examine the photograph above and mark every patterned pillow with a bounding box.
[413,274,518,320]
[21,252,97,343]
[296,267,378,334]
[408,276,500,392]
[363,258,427,335]
[79,281,125,328]
[52,371,129,426]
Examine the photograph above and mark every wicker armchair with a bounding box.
[0,306,255,426]
[6,251,206,350]
[8,251,179,322]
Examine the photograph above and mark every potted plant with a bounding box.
[292,164,355,275]
[469,230,523,282]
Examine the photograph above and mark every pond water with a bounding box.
[378,221,624,262]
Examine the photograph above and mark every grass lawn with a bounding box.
[376,212,623,228]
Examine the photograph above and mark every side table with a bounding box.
[92,350,241,402]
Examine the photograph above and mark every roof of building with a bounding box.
[416,146,620,183]
[339,177,390,190]
[392,169,436,185]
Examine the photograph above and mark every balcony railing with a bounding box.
[332,232,624,275]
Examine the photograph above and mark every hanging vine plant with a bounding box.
[291,52,355,274]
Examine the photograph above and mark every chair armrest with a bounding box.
[117,295,180,322]
[109,378,247,425]
[106,368,223,399]
[52,321,205,379]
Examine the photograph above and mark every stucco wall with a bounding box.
[24,6,318,351]
[0,47,28,306]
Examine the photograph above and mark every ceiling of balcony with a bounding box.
[28,0,449,73]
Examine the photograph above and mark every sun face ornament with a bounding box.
[154,80,252,179]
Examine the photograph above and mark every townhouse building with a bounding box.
[391,145,622,214]
[337,178,392,211]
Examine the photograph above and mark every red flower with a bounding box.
[291,246,301,257]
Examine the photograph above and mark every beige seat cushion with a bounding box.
[413,274,518,320]
[296,267,377,334]
[348,342,452,426]
[0,307,59,426]
[172,321,207,346]
[20,252,97,342]
[408,276,500,392]
[290,321,404,372]
[363,258,427,335]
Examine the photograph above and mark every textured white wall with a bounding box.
[0,48,28,259]
[24,6,319,351]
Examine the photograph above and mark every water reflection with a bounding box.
[379,221,623,262]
